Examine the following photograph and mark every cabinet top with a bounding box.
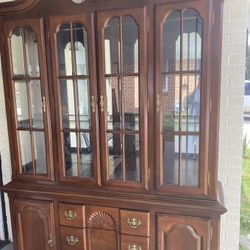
[0,0,222,17]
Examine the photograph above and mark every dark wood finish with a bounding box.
[157,214,210,250]
[3,18,54,181]
[155,0,211,196]
[49,14,101,186]
[120,210,150,237]
[97,7,148,190]
[121,234,150,250]
[59,203,85,228]
[60,226,86,250]
[13,199,56,250]
[0,0,226,249]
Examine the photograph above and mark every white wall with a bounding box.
[0,59,13,240]
[219,0,247,249]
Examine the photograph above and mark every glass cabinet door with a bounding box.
[50,15,100,185]
[5,20,53,180]
[155,3,210,195]
[97,8,148,189]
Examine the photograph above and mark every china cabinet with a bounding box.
[0,0,226,249]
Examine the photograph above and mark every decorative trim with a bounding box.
[88,210,117,230]
[0,0,40,15]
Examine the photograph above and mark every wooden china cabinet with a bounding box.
[0,0,226,249]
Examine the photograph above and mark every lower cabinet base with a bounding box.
[3,183,226,250]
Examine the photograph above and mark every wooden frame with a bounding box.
[155,1,211,196]
[97,7,148,190]
[49,14,101,186]
[3,18,54,181]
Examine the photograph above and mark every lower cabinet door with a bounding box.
[157,215,211,250]
[14,199,56,250]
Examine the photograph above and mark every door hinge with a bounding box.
[148,167,151,184]
[212,11,215,26]
[207,170,210,187]
[209,98,212,113]
[210,227,213,240]
[148,98,150,111]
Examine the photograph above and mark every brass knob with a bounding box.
[66,235,79,246]
[100,95,105,112]
[42,96,46,113]
[64,210,77,220]
[156,94,161,112]
[48,233,53,247]
[127,218,142,229]
[128,245,142,250]
[91,96,96,113]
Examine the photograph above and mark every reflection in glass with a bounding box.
[183,10,202,71]
[15,81,29,128]
[162,75,180,131]
[73,23,88,76]
[125,134,140,181]
[123,16,139,74]
[78,79,90,129]
[24,26,40,77]
[19,131,33,174]
[30,80,44,129]
[182,74,200,132]
[104,17,120,74]
[60,80,76,129]
[106,77,121,130]
[108,133,123,180]
[11,28,25,76]
[33,132,47,175]
[123,76,139,131]
[162,11,181,73]
[57,24,72,76]
[180,136,199,187]
[64,132,78,177]
[163,134,179,185]
[79,132,93,177]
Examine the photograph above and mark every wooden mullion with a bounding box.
[107,130,140,135]
[119,16,126,181]
[163,70,201,75]
[104,73,140,78]
[58,75,89,80]
[178,10,184,187]
[21,27,36,175]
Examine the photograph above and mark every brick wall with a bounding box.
[219,0,247,249]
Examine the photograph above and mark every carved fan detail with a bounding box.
[88,210,118,230]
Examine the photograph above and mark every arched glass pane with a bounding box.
[183,10,202,71]
[57,24,72,76]
[104,17,120,75]
[123,16,139,74]
[73,23,88,76]
[11,28,25,76]
[162,11,181,73]
[23,26,40,77]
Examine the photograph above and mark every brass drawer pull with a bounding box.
[91,96,96,113]
[128,245,142,250]
[48,233,53,247]
[100,95,105,112]
[66,235,79,246]
[127,218,142,229]
[64,210,77,220]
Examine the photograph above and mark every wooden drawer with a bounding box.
[120,210,150,237]
[60,226,86,250]
[121,234,150,250]
[59,203,85,228]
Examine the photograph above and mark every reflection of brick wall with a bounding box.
[110,76,138,114]
[162,59,200,115]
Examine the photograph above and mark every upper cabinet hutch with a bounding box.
[0,0,226,249]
